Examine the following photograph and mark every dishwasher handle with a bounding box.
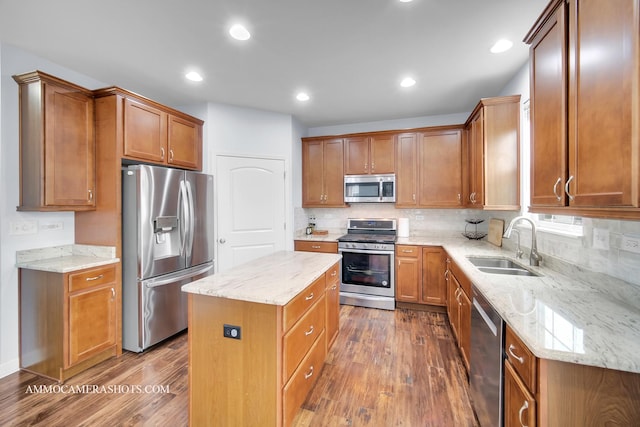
[473,297,498,337]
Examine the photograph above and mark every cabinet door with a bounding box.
[302,140,325,206]
[421,247,446,305]
[396,133,418,207]
[344,136,369,175]
[68,284,116,366]
[504,361,536,427]
[467,111,484,207]
[325,263,340,350]
[567,0,639,207]
[123,98,167,163]
[458,287,471,370]
[44,83,95,207]
[395,256,420,303]
[447,274,460,341]
[369,135,395,174]
[168,115,201,170]
[417,130,463,207]
[322,139,345,206]
[529,1,568,207]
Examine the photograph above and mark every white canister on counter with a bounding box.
[398,218,410,237]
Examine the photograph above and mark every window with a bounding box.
[535,214,584,237]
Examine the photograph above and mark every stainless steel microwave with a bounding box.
[344,174,396,203]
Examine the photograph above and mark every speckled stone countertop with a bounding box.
[182,251,342,306]
[297,232,640,374]
[16,244,119,273]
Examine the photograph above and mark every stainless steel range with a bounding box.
[338,218,396,310]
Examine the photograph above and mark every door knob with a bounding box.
[219,238,226,244]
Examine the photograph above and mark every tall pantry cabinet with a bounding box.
[526,0,640,217]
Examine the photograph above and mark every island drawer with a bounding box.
[325,262,340,286]
[68,264,117,293]
[283,295,326,382]
[283,329,326,427]
[505,325,537,392]
[283,275,325,332]
[294,240,338,253]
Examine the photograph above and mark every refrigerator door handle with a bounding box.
[178,180,190,257]
[185,180,195,259]
[144,263,214,288]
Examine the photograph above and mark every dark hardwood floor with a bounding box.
[0,306,478,426]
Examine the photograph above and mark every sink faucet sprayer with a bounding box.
[503,216,542,267]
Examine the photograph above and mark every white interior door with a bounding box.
[216,155,286,272]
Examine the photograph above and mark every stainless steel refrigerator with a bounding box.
[122,164,214,352]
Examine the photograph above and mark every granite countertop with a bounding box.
[16,244,119,273]
[398,235,640,375]
[182,251,342,306]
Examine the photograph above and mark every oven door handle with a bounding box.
[338,248,395,256]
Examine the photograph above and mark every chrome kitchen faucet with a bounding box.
[503,216,542,267]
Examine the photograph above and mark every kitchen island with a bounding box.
[182,250,341,427]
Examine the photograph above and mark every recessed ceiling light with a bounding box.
[490,39,513,53]
[185,71,203,82]
[296,92,310,102]
[400,77,416,88]
[229,24,251,41]
[399,0,413,2]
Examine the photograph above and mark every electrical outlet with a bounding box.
[415,215,425,220]
[592,228,610,250]
[223,324,242,340]
[9,221,37,235]
[40,222,64,231]
[621,235,640,254]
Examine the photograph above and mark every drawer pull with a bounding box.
[518,400,529,427]
[331,284,338,290]
[305,293,314,301]
[311,245,321,249]
[304,325,314,336]
[304,365,314,380]
[401,249,414,253]
[508,344,525,364]
[331,270,337,277]
[86,274,104,281]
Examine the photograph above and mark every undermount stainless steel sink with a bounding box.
[466,256,541,277]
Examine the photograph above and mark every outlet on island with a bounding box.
[223,324,242,340]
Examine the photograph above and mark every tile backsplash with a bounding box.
[296,206,640,288]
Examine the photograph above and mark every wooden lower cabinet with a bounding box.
[396,245,446,306]
[294,240,338,254]
[19,264,119,382]
[189,265,338,426]
[504,324,640,426]
[325,262,340,351]
[445,256,471,371]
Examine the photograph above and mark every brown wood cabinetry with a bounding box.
[396,133,419,206]
[107,89,203,170]
[395,245,421,303]
[344,134,395,175]
[188,266,334,426]
[418,129,463,207]
[465,95,521,210]
[325,262,340,351]
[445,256,471,371]
[19,264,119,382]
[504,325,537,427]
[302,138,345,207]
[13,71,96,211]
[526,0,640,219]
[395,245,446,306]
[294,240,338,253]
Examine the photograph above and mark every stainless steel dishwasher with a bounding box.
[470,285,504,427]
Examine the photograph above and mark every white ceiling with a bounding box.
[0,0,548,128]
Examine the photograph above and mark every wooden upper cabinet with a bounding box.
[123,98,167,163]
[344,134,395,175]
[526,0,640,217]
[528,1,568,207]
[418,129,463,207]
[465,96,521,210]
[168,115,202,169]
[100,88,203,171]
[302,138,345,207]
[13,71,96,211]
[396,133,418,207]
